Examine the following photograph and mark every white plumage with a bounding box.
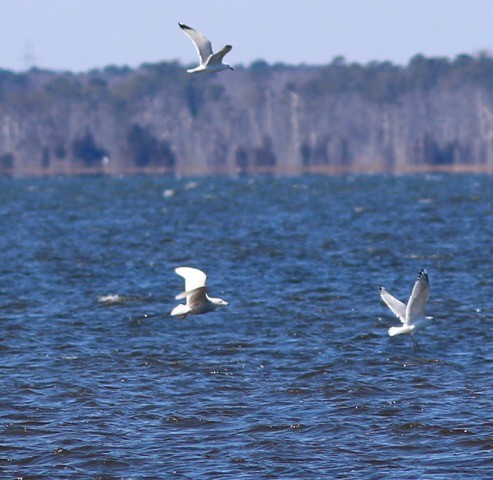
[179,23,233,73]
[171,267,228,319]
[379,269,434,348]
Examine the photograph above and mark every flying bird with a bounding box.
[179,23,233,73]
[379,269,434,349]
[171,267,228,319]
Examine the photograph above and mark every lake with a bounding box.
[1,174,492,478]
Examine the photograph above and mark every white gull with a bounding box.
[379,269,434,349]
[179,23,233,73]
[171,267,228,319]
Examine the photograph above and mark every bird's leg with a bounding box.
[411,335,418,350]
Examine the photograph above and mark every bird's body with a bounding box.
[379,269,433,348]
[171,267,228,319]
[179,23,233,73]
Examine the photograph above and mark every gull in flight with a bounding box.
[179,23,234,73]
[171,267,228,319]
[379,269,434,349]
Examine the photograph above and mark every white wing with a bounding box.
[207,45,232,65]
[179,23,213,65]
[187,287,208,310]
[175,267,207,293]
[406,269,429,322]
[379,286,407,323]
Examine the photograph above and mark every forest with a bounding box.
[1,53,493,176]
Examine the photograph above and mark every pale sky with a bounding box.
[0,0,492,72]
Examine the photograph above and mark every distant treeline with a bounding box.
[1,53,493,176]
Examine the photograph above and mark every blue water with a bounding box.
[1,175,492,479]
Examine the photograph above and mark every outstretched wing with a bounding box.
[207,45,232,65]
[175,267,207,293]
[175,267,209,309]
[406,269,429,322]
[186,286,208,310]
[379,286,407,323]
[179,23,213,65]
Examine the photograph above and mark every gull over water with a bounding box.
[379,269,434,349]
[171,267,228,319]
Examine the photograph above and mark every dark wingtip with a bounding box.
[418,268,428,280]
[379,285,385,293]
[179,22,191,30]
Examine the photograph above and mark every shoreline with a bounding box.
[2,163,493,178]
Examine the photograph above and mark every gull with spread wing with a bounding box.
[179,23,234,73]
[379,269,434,349]
[171,267,228,319]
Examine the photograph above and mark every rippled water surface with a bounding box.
[1,174,493,479]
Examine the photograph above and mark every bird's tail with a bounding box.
[171,304,191,317]
[388,325,414,336]
[388,327,402,337]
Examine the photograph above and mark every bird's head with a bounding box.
[212,297,228,307]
